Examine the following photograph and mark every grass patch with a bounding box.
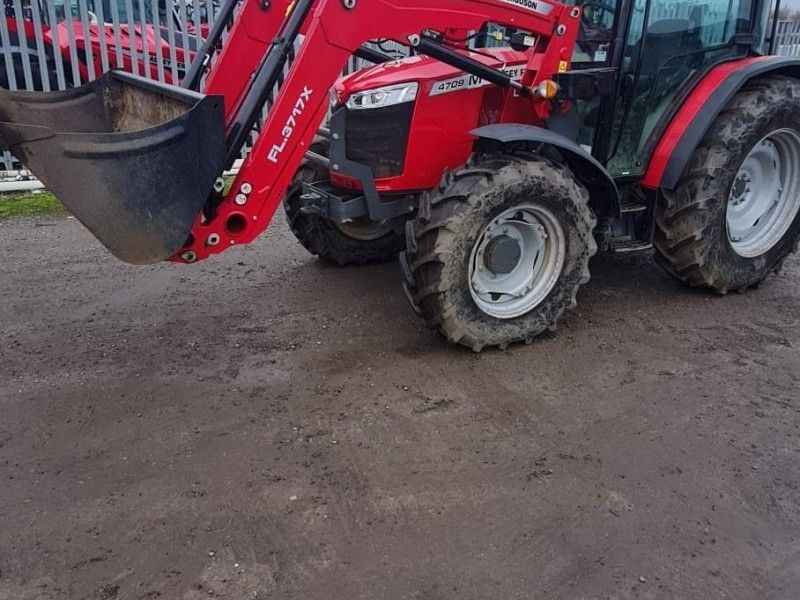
[0,190,65,218]
[0,175,236,219]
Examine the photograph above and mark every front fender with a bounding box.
[470,123,620,218]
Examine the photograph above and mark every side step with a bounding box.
[610,196,653,253]
[610,238,654,253]
[619,200,648,214]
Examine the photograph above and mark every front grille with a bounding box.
[345,102,414,179]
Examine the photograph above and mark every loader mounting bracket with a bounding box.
[300,180,413,222]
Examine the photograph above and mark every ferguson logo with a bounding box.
[268,86,313,164]
[499,0,553,15]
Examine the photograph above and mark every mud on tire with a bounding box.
[401,153,597,351]
[283,141,405,266]
[654,75,800,293]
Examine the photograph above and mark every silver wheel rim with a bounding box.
[468,204,566,319]
[335,217,394,241]
[726,128,800,258]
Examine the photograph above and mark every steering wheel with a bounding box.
[577,0,614,55]
[579,0,615,28]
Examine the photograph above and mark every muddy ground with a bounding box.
[0,214,798,600]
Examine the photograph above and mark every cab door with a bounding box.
[605,0,759,177]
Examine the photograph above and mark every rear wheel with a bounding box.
[655,75,800,292]
[283,141,405,266]
[402,153,597,351]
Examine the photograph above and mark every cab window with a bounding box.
[474,0,621,66]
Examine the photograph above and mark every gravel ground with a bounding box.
[1,214,799,600]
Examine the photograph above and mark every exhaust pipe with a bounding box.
[0,71,226,264]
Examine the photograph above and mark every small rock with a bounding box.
[638,576,646,583]
[289,495,298,501]
[208,551,216,557]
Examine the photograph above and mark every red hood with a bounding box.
[333,47,529,101]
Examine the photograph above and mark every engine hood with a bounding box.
[333,47,528,101]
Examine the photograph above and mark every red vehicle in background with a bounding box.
[1,0,201,90]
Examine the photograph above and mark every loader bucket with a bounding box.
[0,71,227,264]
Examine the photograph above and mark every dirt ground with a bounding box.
[1,213,798,600]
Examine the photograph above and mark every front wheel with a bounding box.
[655,75,800,292]
[401,153,597,351]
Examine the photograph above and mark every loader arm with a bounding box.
[0,0,580,264]
[182,0,580,264]
[201,0,300,123]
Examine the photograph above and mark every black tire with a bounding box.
[283,141,406,266]
[401,152,597,352]
[654,75,800,293]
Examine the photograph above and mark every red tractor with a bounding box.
[1,0,798,351]
[1,0,198,90]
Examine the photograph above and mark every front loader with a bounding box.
[1,0,799,350]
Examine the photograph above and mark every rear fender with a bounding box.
[470,123,620,218]
[642,55,800,190]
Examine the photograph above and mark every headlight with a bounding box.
[345,82,418,110]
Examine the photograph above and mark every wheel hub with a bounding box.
[482,234,523,275]
[469,205,566,320]
[726,129,800,257]
[730,172,751,205]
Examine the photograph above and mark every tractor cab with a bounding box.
[467,0,774,179]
